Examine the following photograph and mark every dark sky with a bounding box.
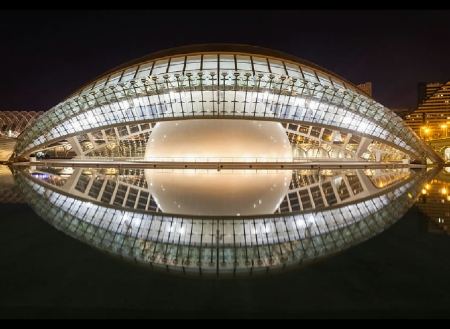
[1,10,449,113]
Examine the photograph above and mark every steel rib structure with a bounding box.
[14,44,441,164]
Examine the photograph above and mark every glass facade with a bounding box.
[0,111,44,161]
[13,44,440,164]
[7,44,445,278]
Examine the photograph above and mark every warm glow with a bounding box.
[145,119,293,162]
[144,169,292,216]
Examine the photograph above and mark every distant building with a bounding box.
[390,107,411,119]
[357,82,372,96]
[0,111,44,162]
[404,81,450,139]
[415,169,450,235]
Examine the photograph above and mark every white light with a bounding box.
[309,100,319,110]
[342,116,352,125]
[133,98,141,107]
[358,122,368,133]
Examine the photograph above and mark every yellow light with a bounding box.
[422,188,427,195]
[442,187,447,195]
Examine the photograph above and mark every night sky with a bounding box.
[1,10,449,113]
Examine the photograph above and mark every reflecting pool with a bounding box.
[2,163,443,278]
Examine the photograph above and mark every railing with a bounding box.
[71,156,314,163]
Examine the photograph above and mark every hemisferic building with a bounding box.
[11,44,442,277]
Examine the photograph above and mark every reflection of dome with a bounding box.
[15,164,438,278]
[145,119,292,161]
[144,169,292,216]
[144,119,293,215]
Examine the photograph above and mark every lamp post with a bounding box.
[421,127,430,140]
[442,124,448,138]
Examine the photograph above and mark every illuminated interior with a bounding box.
[7,44,445,277]
[13,44,441,164]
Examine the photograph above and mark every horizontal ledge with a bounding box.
[13,160,426,170]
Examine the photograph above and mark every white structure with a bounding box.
[14,44,441,164]
[11,44,444,277]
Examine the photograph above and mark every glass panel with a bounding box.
[120,67,137,82]
[185,55,201,71]
[219,54,235,70]
[268,59,286,75]
[316,72,333,87]
[107,71,123,86]
[168,56,185,73]
[202,54,218,71]
[301,67,319,84]
[135,62,154,79]
[236,55,252,71]
[151,59,170,75]
[285,62,302,78]
[252,56,268,73]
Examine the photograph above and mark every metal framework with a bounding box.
[9,44,445,277]
[14,44,441,164]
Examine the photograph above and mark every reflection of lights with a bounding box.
[30,173,51,179]
[420,126,430,139]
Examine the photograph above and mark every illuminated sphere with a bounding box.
[144,119,293,215]
[145,119,293,161]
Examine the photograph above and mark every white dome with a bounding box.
[145,119,293,161]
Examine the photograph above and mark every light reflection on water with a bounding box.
[0,164,444,278]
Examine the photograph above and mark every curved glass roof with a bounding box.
[14,44,441,164]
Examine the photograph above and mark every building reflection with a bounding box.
[416,166,450,235]
[6,164,442,277]
[0,165,24,203]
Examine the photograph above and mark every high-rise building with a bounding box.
[390,107,411,119]
[404,81,450,140]
[357,82,372,96]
